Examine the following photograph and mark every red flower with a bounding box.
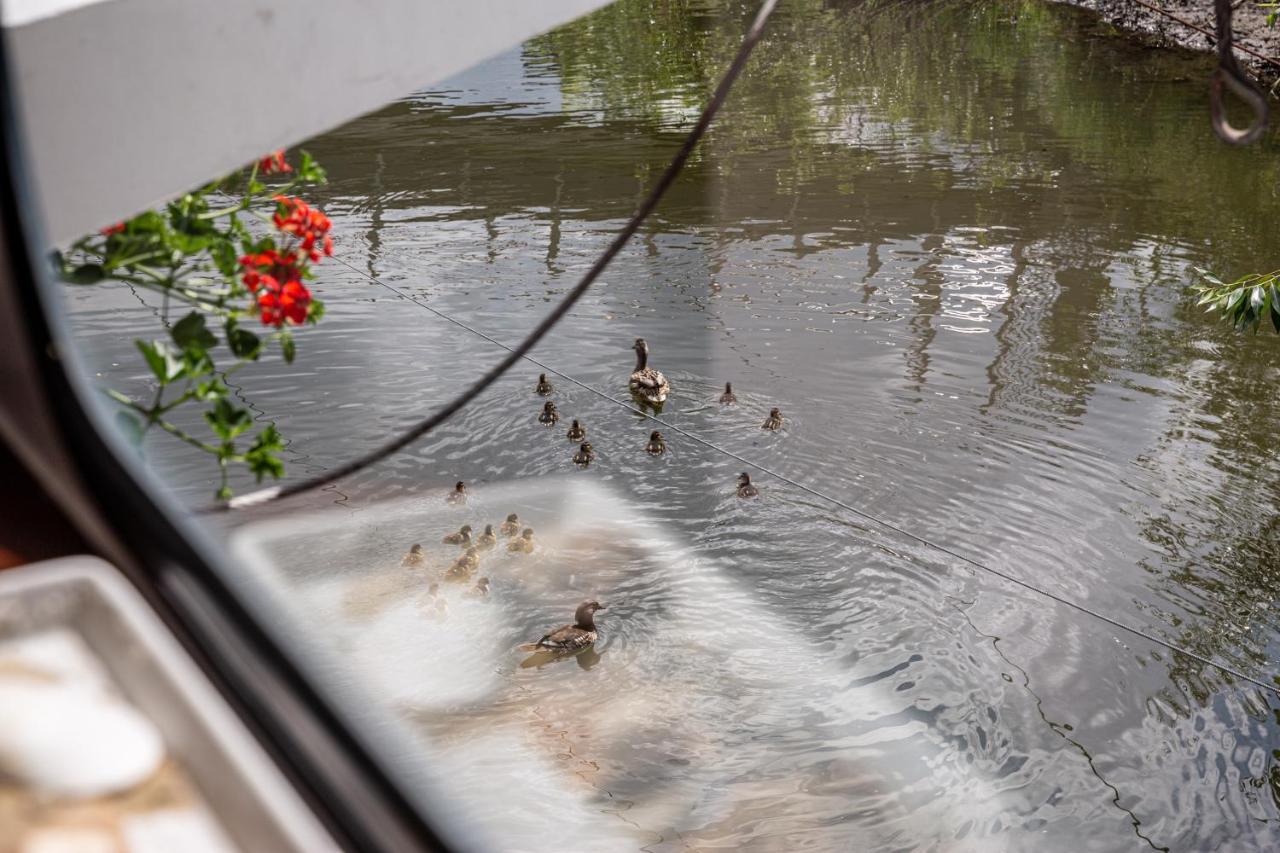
[238,249,311,327]
[100,222,126,236]
[258,150,292,175]
[272,196,333,262]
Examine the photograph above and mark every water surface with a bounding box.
[62,0,1280,849]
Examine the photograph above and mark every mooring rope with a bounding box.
[325,252,1280,700]
[212,0,780,512]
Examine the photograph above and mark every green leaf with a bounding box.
[62,263,105,285]
[306,298,325,325]
[225,320,262,360]
[204,397,252,441]
[279,330,296,364]
[171,311,217,352]
[114,410,145,447]
[210,240,239,278]
[245,425,286,482]
[298,150,327,184]
[136,339,183,384]
[195,377,229,401]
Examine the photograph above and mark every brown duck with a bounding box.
[518,601,606,652]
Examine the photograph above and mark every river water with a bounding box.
[61,0,1280,849]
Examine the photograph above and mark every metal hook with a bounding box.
[1210,0,1269,145]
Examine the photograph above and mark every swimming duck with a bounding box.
[535,373,554,395]
[508,528,536,553]
[446,481,467,505]
[400,543,426,568]
[761,407,784,431]
[476,524,497,550]
[736,472,759,498]
[518,600,607,653]
[428,596,449,622]
[442,524,472,546]
[566,419,586,442]
[719,382,737,405]
[538,401,560,426]
[573,442,595,467]
[466,577,491,599]
[628,338,670,405]
[500,513,521,538]
[445,547,481,582]
[645,430,667,455]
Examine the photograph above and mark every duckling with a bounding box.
[476,524,497,550]
[466,577,491,599]
[538,401,560,426]
[573,442,595,467]
[400,543,426,568]
[499,513,521,538]
[566,419,586,442]
[518,600,607,653]
[445,547,481,582]
[446,481,467,505]
[736,472,759,498]
[508,528,536,553]
[429,596,449,622]
[628,338,670,405]
[535,373,554,395]
[442,524,472,546]
[645,430,667,455]
[719,382,738,405]
[761,407,784,431]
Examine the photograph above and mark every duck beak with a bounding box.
[596,603,608,611]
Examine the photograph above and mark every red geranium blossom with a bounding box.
[272,196,333,262]
[100,222,126,236]
[258,150,292,175]
[238,249,312,327]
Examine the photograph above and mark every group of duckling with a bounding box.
[400,509,536,610]
[531,338,784,499]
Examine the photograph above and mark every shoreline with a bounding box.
[1051,0,1280,86]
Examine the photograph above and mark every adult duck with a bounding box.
[629,338,670,405]
[518,601,607,653]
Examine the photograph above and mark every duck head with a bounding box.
[460,524,473,536]
[574,599,607,629]
[649,430,663,442]
[542,401,556,413]
[454,481,466,493]
[769,407,781,419]
[725,382,733,394]
[506,513,519,523]
[632,338,649,369]
[538,372,548,384]
[476,577,490,591]
[738,472,753,486]
[521,528,534,539]
[483,524,494,536]
[580,442,593,453]
[410,543,422,554]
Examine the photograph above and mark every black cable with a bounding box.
[212,0,780,512]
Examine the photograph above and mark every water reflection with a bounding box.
[61,0,1280,848]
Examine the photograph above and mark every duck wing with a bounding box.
[630,367,667,389]
[519,623,592,652]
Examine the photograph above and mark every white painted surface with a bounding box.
[3,0,609,244]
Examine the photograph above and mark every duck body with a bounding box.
[442,525,472,546]
[445,547,481,582]
[519,601,606,653]
[719,382,738,405]
[573,442,596,467]
[645,431,666,455]
[736,472,759,498]
[466,577,490,598]
[499,514,521,538]
[761,408,784,431]
[476,525,497,550]
[628,339,670,405]
[566,420,586,442]
[538,401,560,426]
[401,545,426,568]
[446,481,467,505]
[508,528,535,553]
[535,373,554,395]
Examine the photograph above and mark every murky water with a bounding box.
[59,0,1280,849]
